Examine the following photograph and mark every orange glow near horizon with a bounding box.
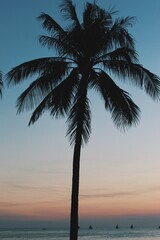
[0,204,69,221]
[1,168,160,222]
[1,191,160,221]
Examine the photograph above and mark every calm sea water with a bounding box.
[0,228,160,240]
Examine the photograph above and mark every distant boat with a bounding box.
[158,226,160,229]
[89,225,93,229]
[130,225,134,229]
[116,224,119,229]
[42,228,46,230]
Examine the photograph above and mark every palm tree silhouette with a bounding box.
[6,1,160,240]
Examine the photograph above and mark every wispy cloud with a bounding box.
[0,200,66,208]
[14,167,69,175]
[81,191,135,198]
[0,202,25,207]
[80,186,160,199]
[7,183,46,190]
[3,181,70,192]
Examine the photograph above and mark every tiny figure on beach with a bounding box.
[158,226,160,229]
[89,225,93,229]
[130,224,134,229]
[116,224,119,229]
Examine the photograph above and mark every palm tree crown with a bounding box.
[6,1,160,240]
[6,1,160,143]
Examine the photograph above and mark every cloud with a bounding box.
[80,186,160,199]
[81,191,136,199]
[0,202,24,207]
[14,167,69,175]
[7,183,46,190]
[3,181,69,193]
[0,200,66,208]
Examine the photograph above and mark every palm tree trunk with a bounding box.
[70,133,82,240]
[69,72,89,240]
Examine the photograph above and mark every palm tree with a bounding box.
[0,71,3,98]
[6,1,160,240]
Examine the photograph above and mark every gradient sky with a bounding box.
[1,0,160,228]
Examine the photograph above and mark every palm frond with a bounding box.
[39,35,79,58]
[60,0,81,28]
[83,2,114,29]
[28,69,79,125]
[96,47,139,64]
[6,57,69,86]
[16,75,53,113]
[94,71,140,130]
[102,60,142,83]
[139,66,160,100]
[49,69,79,118]
[39,35,61,50]
[104,17,136,51]
[115,16,136,28]
[58,0,82,59]
[66,95,91,146]
[38,12,64,36]
[102,59,160,99]
[87,69,99,89]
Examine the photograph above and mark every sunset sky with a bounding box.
[1,0,160,228]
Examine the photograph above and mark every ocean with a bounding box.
[0,227,160,240]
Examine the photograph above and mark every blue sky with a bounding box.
[1,0,160,228]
